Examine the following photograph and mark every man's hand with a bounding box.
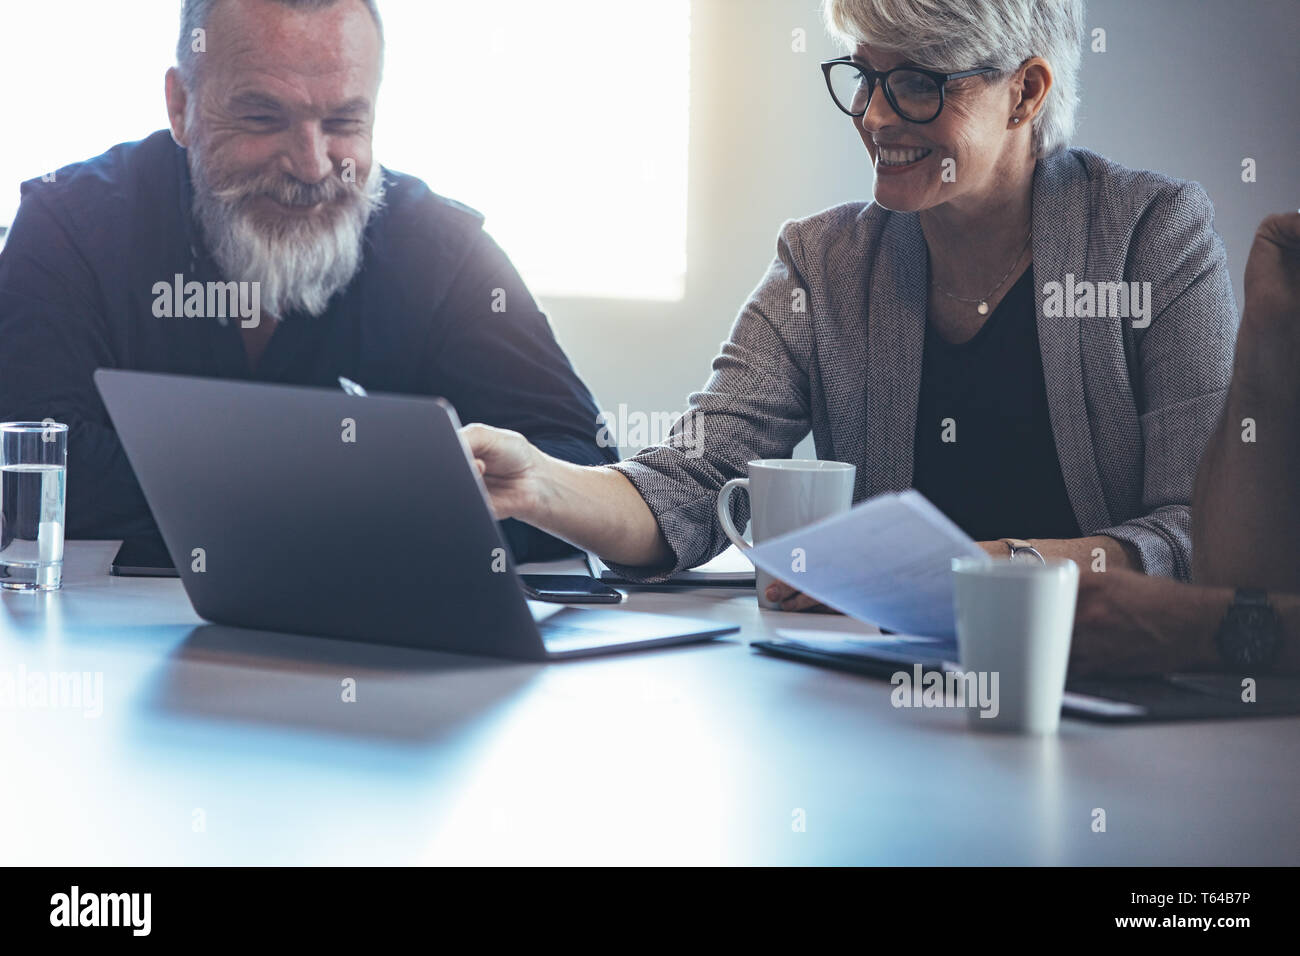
[1237,212,1300,400]
[1242,212,1300,336]
[459,422,547,523]
[1070,569,1229,678]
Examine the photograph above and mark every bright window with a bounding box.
[0,2,180,228]
[0,0,692,301]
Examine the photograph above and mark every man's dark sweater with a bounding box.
[0,130,615,561]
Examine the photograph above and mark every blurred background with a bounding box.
[2,0,1296,456]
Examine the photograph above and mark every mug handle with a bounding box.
[716,478,752,551]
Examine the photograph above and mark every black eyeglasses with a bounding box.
[820,57,998,123]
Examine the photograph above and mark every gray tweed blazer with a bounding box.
[608,147,1237,582]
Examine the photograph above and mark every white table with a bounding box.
[1,541,1296,865]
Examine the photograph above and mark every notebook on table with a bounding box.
[586,544,755,589]
[751,632,1300,724]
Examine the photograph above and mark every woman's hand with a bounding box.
[765,541,1000,612]
[763,579,838,613]
[459,423,673,568]
[460,422,548,524]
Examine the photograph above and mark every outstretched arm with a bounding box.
[460,423,671,568]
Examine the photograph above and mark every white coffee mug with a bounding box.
[716,459,855,609]
[951,557,1079,734]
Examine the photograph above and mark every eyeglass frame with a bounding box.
[820,57,999,123]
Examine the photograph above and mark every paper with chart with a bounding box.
[745,490,990,638]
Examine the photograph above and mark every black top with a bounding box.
[0,131,618,561]
[912,266,1080,543]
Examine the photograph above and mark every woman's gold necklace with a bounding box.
[931,228,1033,315]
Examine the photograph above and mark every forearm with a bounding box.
[1192,333,1300,588]
[499,433,621,563]
[1151,589,1300,676]
[982,535,1137,572]
[1073,569,1300,677]
[533,456,672,568]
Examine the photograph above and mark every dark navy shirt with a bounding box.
[0,130,616,560]
[912,267,1080,543]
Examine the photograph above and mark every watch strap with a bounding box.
[1235,588,1269,607]
[1216,588,1282,670]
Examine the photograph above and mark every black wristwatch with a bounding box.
[1214,589,1283,671]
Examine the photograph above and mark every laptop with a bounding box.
[93,369,738,660]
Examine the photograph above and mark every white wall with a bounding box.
[539,0,1299,455]
[540,0,857,455]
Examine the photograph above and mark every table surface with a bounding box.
[2,541,1296,866]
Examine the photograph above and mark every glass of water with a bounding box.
[0,421,68,590]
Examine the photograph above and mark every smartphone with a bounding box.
[110,537,179,577]
[519,574,624,604]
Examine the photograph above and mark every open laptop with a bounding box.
[94,369,737,660]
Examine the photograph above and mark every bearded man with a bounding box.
[0,0,615,560]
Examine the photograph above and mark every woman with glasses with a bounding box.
[463,0,1235,609]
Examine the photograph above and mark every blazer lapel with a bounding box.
[1033,152,1113,531]
[863,211,928,497]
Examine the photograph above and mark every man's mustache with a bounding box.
[211,171,353,209]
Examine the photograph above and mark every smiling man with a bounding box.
[0,0,615,559]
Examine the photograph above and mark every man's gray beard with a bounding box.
[187,143,385,318]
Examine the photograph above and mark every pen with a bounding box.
[337,376,368,397]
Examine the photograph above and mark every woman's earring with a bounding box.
[1012,116,1021,124]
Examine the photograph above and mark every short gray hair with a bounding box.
[176,0,384,89]
[821,0,1085,157]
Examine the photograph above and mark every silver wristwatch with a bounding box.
[1002,538,1046,564]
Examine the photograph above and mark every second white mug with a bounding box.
[716,459,856,609]
[951,557,1080,734]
